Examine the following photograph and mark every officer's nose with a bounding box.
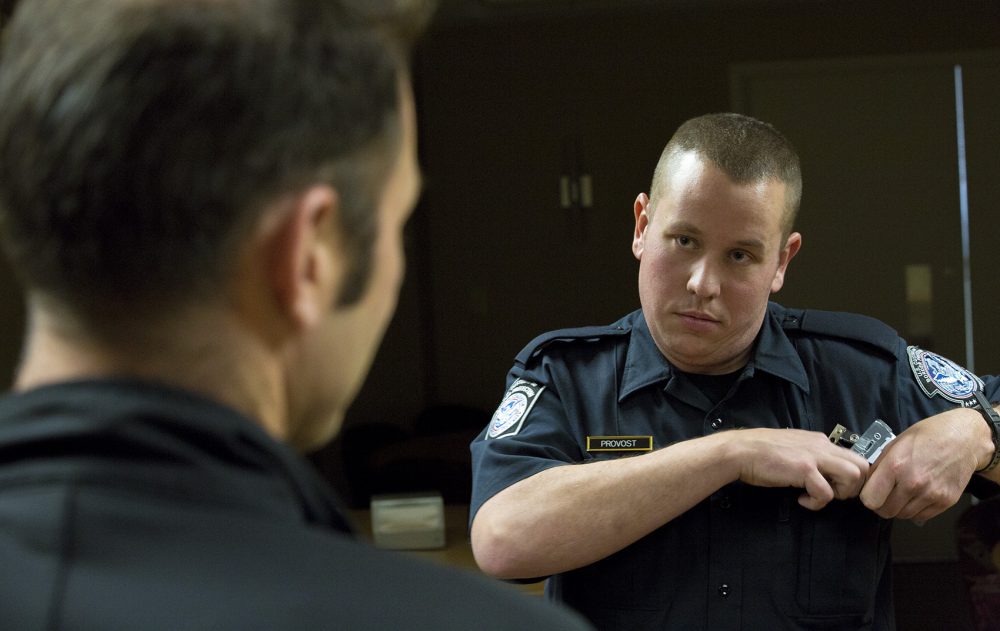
[686,257,721,299]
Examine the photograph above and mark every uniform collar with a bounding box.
[619,311,675,402]
[619,304,809,403]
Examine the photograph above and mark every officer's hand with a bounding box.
[861,408,986,522]
[734,428,869,511]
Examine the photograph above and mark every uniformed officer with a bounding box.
[470,113,1000,630]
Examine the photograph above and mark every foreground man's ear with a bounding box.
[267,185,344,332]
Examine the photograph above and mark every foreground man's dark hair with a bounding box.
[0,0,431,323]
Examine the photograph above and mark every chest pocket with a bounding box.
[770,355,892,623]
[776,499,889,623]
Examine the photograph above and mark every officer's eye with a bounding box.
[675,235,695,248]
[730,250,750,263]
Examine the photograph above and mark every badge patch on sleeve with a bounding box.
[487,379,545,439]
[907,346,983,406]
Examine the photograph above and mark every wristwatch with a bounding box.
[972,390,1000,473]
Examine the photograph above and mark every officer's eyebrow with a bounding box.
[664,220,702,236]
[735,237,766,251]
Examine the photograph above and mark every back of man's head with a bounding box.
[650,112,802,237]
[0,0,430,329]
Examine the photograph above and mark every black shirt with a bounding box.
[0,379,591,630]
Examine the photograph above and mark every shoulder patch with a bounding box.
[907,346,983,406]
[515,325,630,366]
[487,378,545,439]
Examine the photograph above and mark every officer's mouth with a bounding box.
[676,310,722,331]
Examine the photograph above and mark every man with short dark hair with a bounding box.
[470,112,1000,629]
[0,1,591,628]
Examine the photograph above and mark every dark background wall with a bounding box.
[311,0,1000,502]
[0,1,995,627]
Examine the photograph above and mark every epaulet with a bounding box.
[777,305,899,357]
[514,325,629,366]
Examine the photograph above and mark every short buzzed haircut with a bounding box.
[649,113,802,238]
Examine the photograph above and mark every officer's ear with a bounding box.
[632,193,651,260]
[771,231,802,293]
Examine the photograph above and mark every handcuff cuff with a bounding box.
[828,392,1000,472]
[829,419,896,465]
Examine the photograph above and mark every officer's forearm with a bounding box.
[470,432,741,580]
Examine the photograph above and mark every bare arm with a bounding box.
[861,405,1000,522]
[471,427,869,579]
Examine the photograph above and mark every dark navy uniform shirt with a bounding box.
[471,303,1000,630]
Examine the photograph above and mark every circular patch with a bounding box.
[907,346,983,404]
[489,392,528,438]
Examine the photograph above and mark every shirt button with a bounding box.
[718,583,730,597]
[710,418,723,430]
[720,496,731,509]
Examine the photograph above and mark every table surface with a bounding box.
[349,504,545,596]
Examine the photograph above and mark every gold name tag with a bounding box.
[586,436,653,452]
